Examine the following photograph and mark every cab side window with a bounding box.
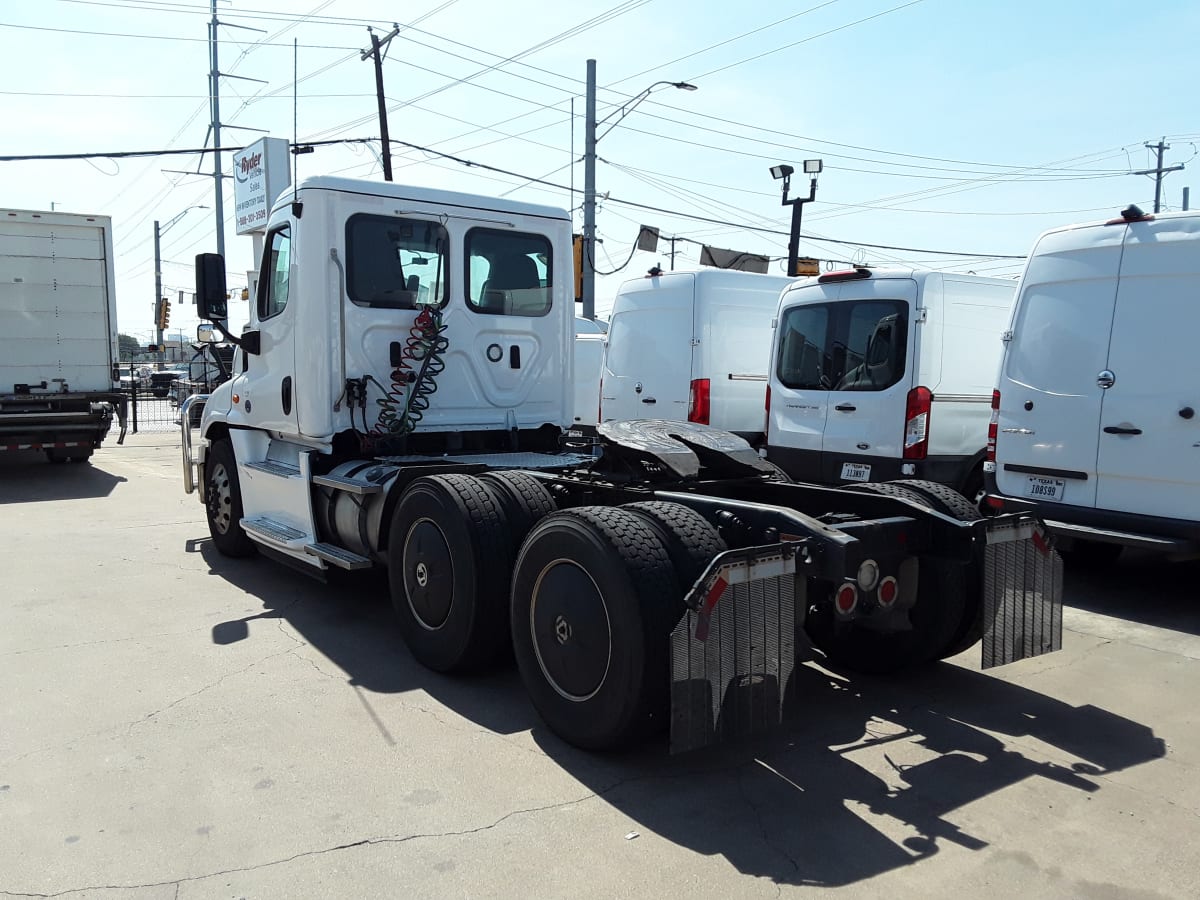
[466,228,552,317]
[346,215,449,309]
[258,227,291,321]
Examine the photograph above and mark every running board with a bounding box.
[312,473,382,495]
[241,516,308,550]
[305,542,372,570]
[245,459,302,478]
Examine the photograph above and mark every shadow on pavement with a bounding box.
[0,451,127,502]
[201,541,1167,889]
[1064,550,1200,637]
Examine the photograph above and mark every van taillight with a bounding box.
[764,384,772,437]
[986,389,1000,462]
[688,378,711,425]
[903,386,931,460]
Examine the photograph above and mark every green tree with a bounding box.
[118,333,141,357]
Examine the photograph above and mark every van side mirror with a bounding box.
[195,253,228,320]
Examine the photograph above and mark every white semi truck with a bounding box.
[180,176,1062,753]
[0,208,126,462]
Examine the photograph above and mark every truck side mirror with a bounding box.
[195,253,228,320]
[196,323,218,343]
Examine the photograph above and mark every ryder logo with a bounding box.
[234,152,262,183]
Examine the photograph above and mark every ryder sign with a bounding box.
[232,137,290,235]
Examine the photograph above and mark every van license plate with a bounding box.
[1025,476,1065,502]
[840,462,872,482]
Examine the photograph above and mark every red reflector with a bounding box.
[985,495,1005,510]
[688,378,711,425]
[835,583,858,614]
[903,386,931,460]
[877,577,898,608]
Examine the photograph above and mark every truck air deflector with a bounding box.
[597,419,775,479]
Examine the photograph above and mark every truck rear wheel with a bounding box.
[477,470,557,543]
[805,482,967,674]
[204,440,257,558]
[387,474,509,673]
[511,506,678,750]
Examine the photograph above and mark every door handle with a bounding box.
[281,376,293,416]
[1103,425,1141,435]
[641,397,656,404]
[834,404,857,412]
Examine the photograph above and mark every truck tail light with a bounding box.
[688,378,711,425]
[986,389,1000,463]
[903,386,931,460]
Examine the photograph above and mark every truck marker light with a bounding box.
[856,559,880,592]
[876,576,898,609]
[834,583,858,616]
[688,378,711,425]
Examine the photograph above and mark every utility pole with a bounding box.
[154,221,163,361]
[1134,139,1185,213]
[209,0,225,257]
[362,25,400,182]
[581,59,598,320]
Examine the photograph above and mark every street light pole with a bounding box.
[580,61,697,320]
[771,160,823,277]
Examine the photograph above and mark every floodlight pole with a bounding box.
[782,172,818,278]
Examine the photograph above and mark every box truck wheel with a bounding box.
[622,501,727,632]
[204,440,257,558]
[387,474,510,673]
[46,448,92,464]
[510,507,677,750]
[805,482,967,673]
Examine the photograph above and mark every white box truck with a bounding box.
[987,206,1200,561]
[599,269,796,444]
[766,267,1016,505]
[0,208,126,462]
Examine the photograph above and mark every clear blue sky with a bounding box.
[1,0,1195,341]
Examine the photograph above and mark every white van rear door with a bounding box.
[820,281,916,482]
[769,287,835,479]
[994,226,1123,507]
[1094,218,1200,520]
[601,279,693,423]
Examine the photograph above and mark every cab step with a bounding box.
[245,459,302,478]
[312,473,383,495]
[305,542,373,570]
[241,516,308,549]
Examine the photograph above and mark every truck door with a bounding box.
[1094,218,1200,519]
[601,279,693,423]
[993,226,1123,508]
[819,286,915,483]
[233,224,298,435]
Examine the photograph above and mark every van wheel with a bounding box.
[622,501,727,631]
[510,507,677,750]
[204,440,257,558]
[806,482,968,673]
[387,474,510,672]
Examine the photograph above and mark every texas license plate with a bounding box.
[840,462,872,482]
[1025,475,1065,502]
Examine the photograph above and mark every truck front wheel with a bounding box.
[204,440,257,558]
[511,507,678,750]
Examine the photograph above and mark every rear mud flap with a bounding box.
[981,518,1063,668]
[669,544,802,754]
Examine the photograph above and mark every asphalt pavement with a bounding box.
[1,434,1196,899]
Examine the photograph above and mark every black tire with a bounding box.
[1061,538,1123,568]
[46,448,92,464]
[204,440,258,558]
[805,482,968,674]
[888,480,989,660]
[477,470,557,546]
[510,506,678,750]
[622,501,726,631]
[387,474,510,673]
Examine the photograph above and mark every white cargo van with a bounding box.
[766,268,1015,499]
[599,269,795,442]
[987,207,1200,559]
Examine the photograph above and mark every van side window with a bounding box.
[258,226,291,321]
[777,305,831,389]
[834,301,908,391]
[346,214,449,309]
[466,228,552,317]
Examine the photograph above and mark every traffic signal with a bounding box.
[159,298,171,330]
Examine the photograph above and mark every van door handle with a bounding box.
[641,397,656,404]
[1103,425,1141,435]
[835,403,857,412]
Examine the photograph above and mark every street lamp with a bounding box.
[771,159,822,277]
[154,205,207,359]
[581,60,698,320]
